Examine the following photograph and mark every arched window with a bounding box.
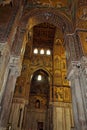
[35,100,40,108]
[46,49,51,55]
[33,48,38,54]
[40,49,44,55]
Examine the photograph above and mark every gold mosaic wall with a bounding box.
[14,28,71,103]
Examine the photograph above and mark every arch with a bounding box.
[12,8,73,57]
[29,68,51,130]
[30,68,52,100]
[21,8,73,32]
[35,99,40,108]
[31,67,52,79]
[30,68,52,85]
[30,69,50,101]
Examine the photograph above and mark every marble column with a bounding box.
[68,65,87,130]
[79,57,87,121]
[0,43,10,104]
[0,67,20,130]
[70,75,81,130]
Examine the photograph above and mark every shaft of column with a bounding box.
[0,68,19,129]
[68,66,87,130]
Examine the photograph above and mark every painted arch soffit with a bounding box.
[20,8,73,33]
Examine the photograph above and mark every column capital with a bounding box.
[0,43,10,59]
[81,56,87,73]
[67,61,81,81]
[9,67,21,77]
[9,55,22,77]
[0,42,10,52]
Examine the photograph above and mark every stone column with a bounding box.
[79,57,87,120]
[70,74,81,130]
[68,64,87,130]
[0,43,10,104]
[0,67,20,130]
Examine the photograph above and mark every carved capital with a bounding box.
[67,61,81,81]
[10,67,21,77]
[81,56,87,69]
[0,43,10,56]
[67,56,87,78]
[80,56,87,78]
[9,55,22,77]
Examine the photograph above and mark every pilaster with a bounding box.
[52,102,72,130]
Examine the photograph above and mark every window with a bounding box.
[33,48,38,54]
[37,75,42,81]
[40,49,44,55]
[33,48,51,56]
[35,100,40,108]
[46,50,51,55]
